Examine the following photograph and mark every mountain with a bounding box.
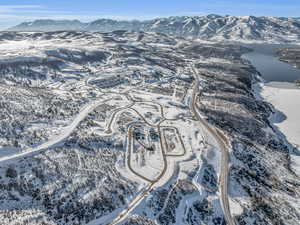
[7,19,85,32]
[86,18,142,31]
[6,15,300,42]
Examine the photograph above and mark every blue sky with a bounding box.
[0,0,299,29]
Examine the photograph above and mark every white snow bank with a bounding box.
[261,83,300,147]
[261,82,300,174]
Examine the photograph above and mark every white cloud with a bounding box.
[0,5,44,13]
[0,5,43,8]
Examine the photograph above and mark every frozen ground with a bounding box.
[0,31,299,225]
[261,82,300,175]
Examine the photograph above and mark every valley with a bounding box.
[0,30,299,225]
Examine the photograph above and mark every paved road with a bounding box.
[161,126,186,157]
[0,64,234,225]
[127,124,158,183]
[108,106,185,225]
[190,66,235,225]
[108,66,236,225]
[105,102,136,134]
[0,97,112,163]
[108,122,169,225]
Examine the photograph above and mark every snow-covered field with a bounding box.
[0,30,299,225]
[261,82,300,174]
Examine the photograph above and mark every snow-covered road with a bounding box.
[0,97,112,163]
[191,66,236,225]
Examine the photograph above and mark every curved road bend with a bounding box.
[191,66,235,225]
[161,126,186,157]
[105,102,136,134]
[108,123,169,225]
[0,97,113,163]
[127,124,157,183]
[109,69,236,225]
[105,99,170,135]
[109,117,190,225]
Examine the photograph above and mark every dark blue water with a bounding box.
[242,44,300,82]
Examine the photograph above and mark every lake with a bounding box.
[242,44,300,82]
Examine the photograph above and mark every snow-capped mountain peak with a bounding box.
[6,15,300,43]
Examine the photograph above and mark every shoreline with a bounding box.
[265,81,299,89]
[255,79,300,174]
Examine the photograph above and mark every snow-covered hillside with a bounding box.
[0,31,299,225]
[7,15,300,43]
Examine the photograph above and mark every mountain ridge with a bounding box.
[6,15,300,42]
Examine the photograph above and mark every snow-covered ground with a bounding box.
[0,96,112,162]
[261,82,300,174]
[1,30,299,225]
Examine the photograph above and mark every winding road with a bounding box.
[0,96,112,163]
[108,112,181,225]
[190,66,235,225]
[108,65,236,225]
[0,63,235,225]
